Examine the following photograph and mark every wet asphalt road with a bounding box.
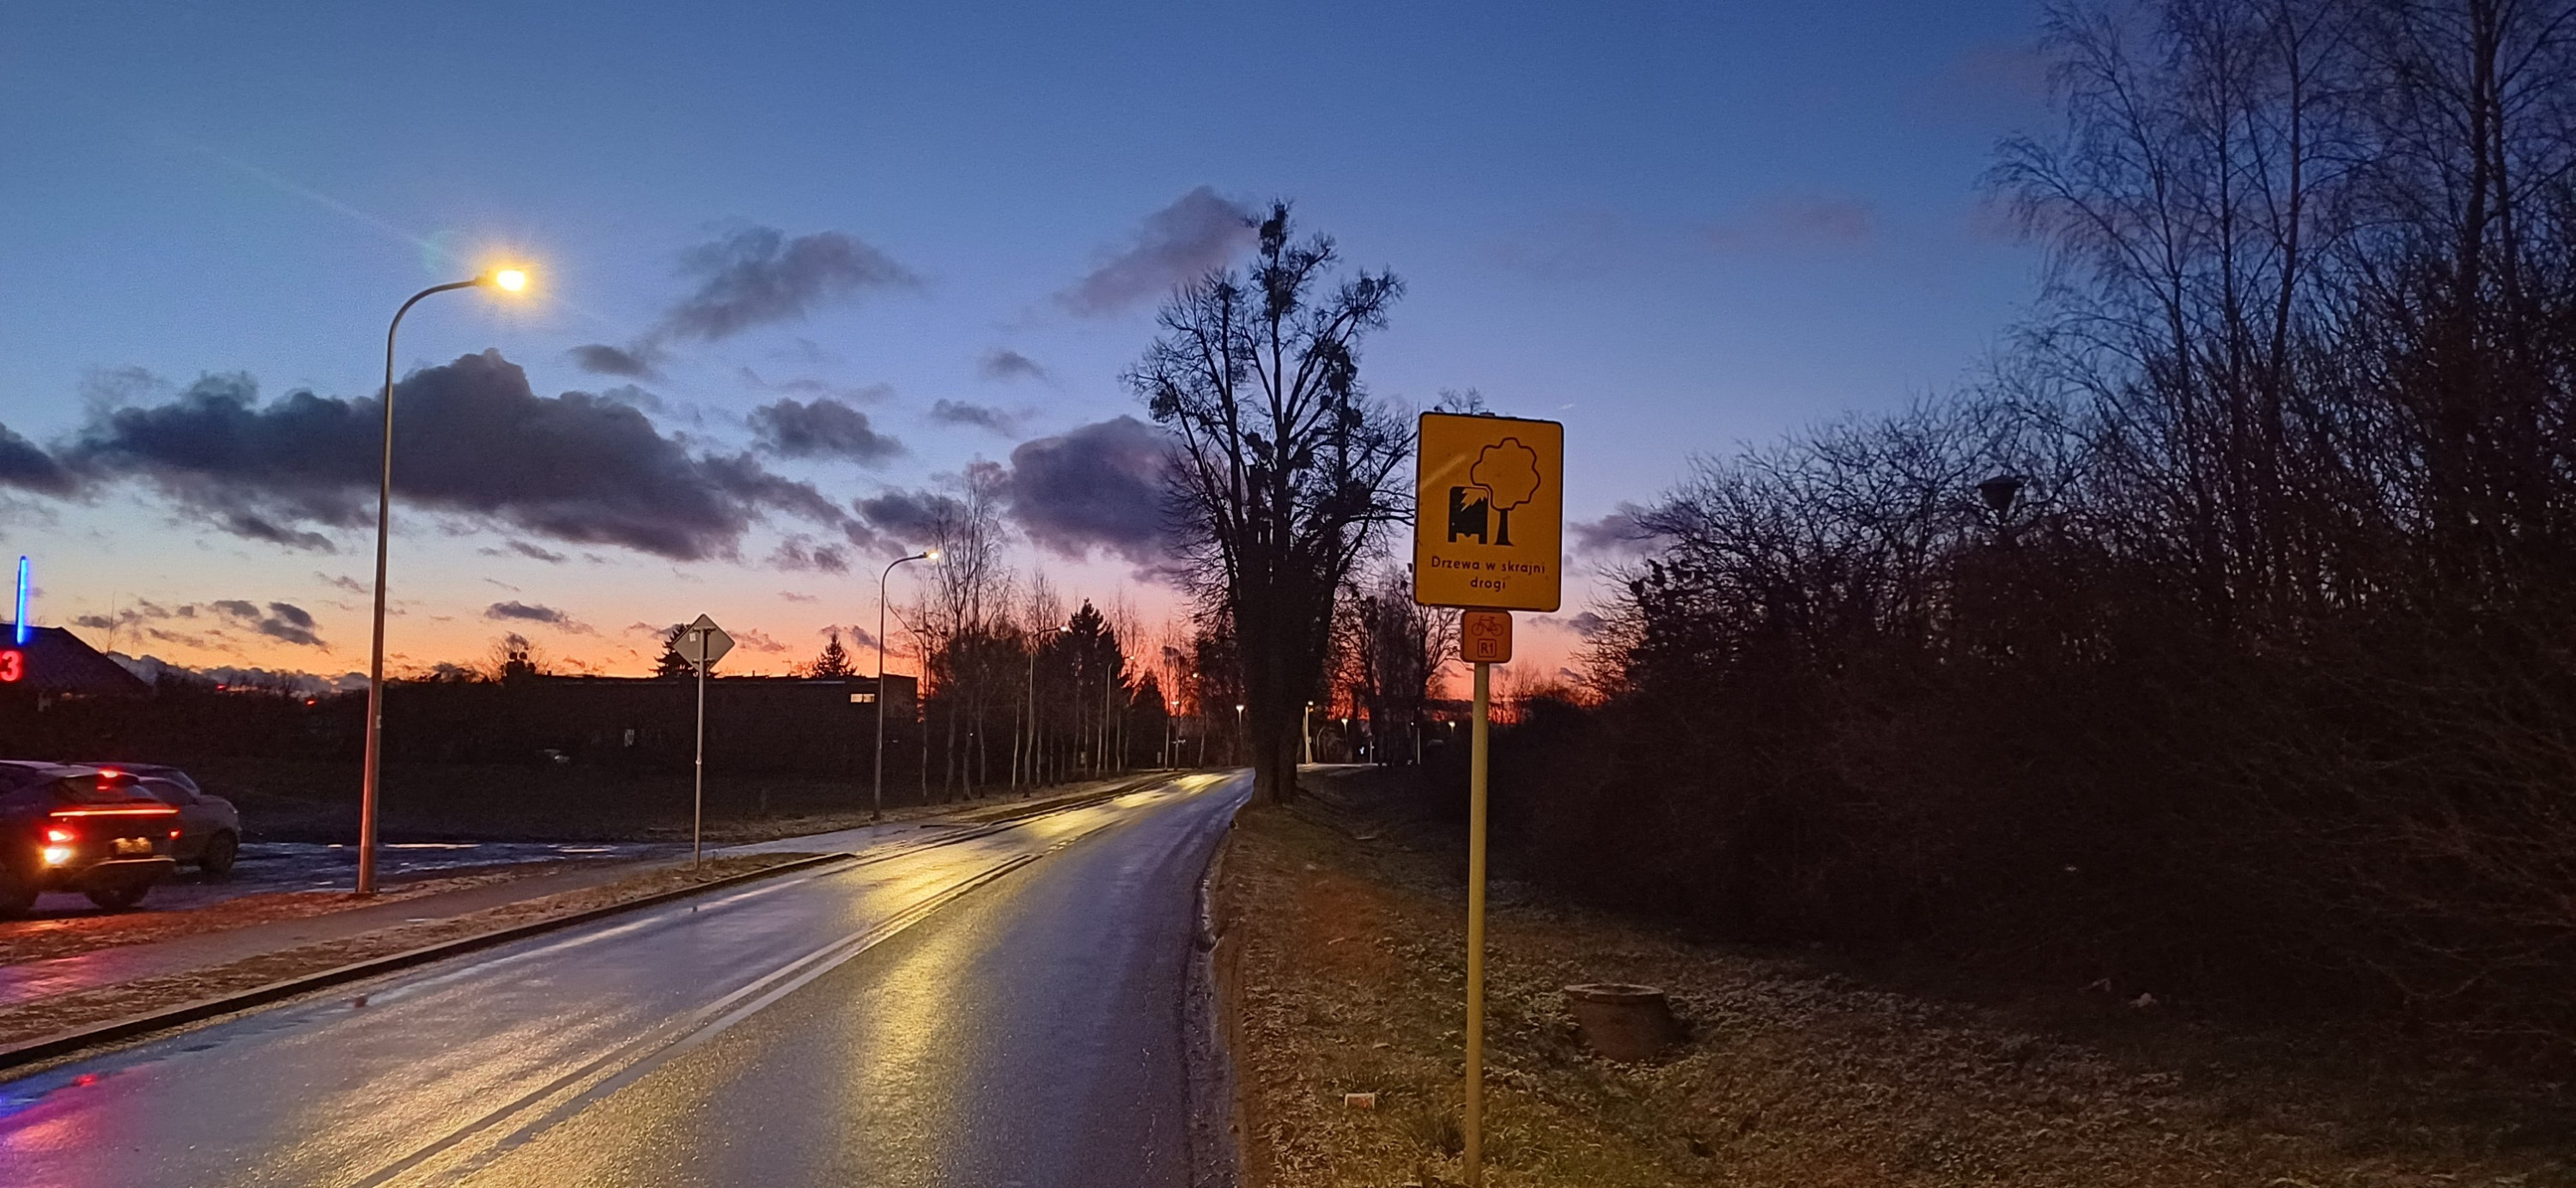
[0,771,1249,1188]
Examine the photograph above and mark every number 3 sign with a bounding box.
[0,649,23,683]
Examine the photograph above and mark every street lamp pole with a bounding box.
[873,550,935,820]
[357,268,526,897]
[1023,624,1066,795]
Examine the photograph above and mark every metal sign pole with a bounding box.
[1465,658,1491,1184]
[693,651,707,869]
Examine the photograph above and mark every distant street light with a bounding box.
[873,548,938,820]
[1235,703,1245,766]
[356,266,532,897]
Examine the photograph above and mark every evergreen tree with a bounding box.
[805,631,855,678]
[653,624,694,678]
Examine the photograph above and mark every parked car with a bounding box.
[0,763,182,916]
[84,762,240,876]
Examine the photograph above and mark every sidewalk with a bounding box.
[0,859,658,1009]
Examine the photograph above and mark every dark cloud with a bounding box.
[1571,502,1660,558]
[664,227,919,341]
[66,351,848,561]
[977,348,1049,383]
[748,397,903,464]
[928,399,1024,436]
[1533,611,1610,639]
[1702,196,1875,251]
[94,597,329,648]
[738,369,893,405]
[484,600,587,632]
[853,488,963,544]
[507,540,568,563]
[1004,415,1169,563]
[1057,186,1256,317]
[568,343,664,379]
[768,538,851,574]
[0,422,79,496]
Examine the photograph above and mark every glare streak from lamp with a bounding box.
[356,266,532,897]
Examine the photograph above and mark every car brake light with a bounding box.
[168,829,182,839]
[44,827,74,844]
[50,807,178,818]
[41,845,73,866]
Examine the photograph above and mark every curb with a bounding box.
[0,851,852,1073]
[942,771,1182,826]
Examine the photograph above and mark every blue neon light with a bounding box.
[13,557,25,645]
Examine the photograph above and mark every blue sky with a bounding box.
[0,0,2050,680]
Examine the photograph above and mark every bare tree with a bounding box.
[1129,203,1410,804]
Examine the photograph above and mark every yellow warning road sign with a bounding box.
[1413,413,1564,611]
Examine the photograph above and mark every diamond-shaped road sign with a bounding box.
[676,613,733,668]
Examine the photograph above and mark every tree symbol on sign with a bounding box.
[1467,437,1541,547]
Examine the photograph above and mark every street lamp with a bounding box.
[1024,624,1068,794]
[1234,704,1245,766]
[356,266,532,897]
[873,548,939,820]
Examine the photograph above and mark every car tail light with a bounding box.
[44,826,74,844]
[41,846,73,866]
[168,829,182,839]
[50,806,179,819]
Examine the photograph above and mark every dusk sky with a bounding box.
[0,1,2050,685]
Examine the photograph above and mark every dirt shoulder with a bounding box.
[0,852,820,1051]
[1218,789,2575,1186]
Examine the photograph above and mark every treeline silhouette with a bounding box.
[1497,0,2576,1049]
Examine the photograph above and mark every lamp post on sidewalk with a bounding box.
[872,548,937,820]
[1022,624,1067,794]
[357,267,528,898]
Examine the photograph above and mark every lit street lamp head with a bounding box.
[487,267,530,293]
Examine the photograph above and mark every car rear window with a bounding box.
[52,773,164,806]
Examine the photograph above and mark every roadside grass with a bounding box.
[1220,794,2576,1186]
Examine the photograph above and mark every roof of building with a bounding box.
[0,625,154,698]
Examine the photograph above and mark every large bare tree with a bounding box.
[1128,203,1409,803]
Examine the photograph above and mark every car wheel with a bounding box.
[0,868,34,918]
[85,881,149,911]
[198,832,240,877]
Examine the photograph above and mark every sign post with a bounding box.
[675,614,734,868]
[1412,412,1561,1185]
